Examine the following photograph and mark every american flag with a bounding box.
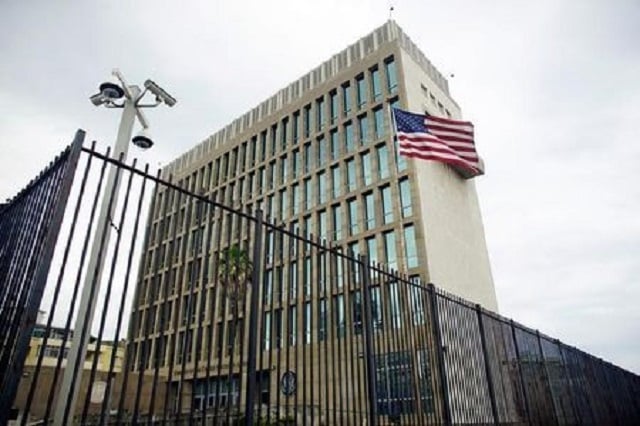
[392,107,483,178]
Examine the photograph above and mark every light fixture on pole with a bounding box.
[53,69,176,426]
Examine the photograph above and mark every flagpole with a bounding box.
[386,102,413,299]
[387,103,400,161]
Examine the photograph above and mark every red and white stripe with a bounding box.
[398,115,481,175]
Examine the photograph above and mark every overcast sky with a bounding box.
[1,0,639,373]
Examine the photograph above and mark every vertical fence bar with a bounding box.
[146,179,174,425]
[0,158,59,373]
[300,233,308,424]
[536,330,559,426]
[510,321,532,424]
[207,202,226,424]
[427,284,452,426]
[201,203,218,425]
[321,241,330,425]
[21,139,93,426]
[476,304,499,425]
[189,196,207,426]
[245,210,264,425]
[360,255,378,426]
[556,341,579,426]
[160,186,187,425]
[131,170,163,426]
[81,158,137,424]
[191,194,213,425]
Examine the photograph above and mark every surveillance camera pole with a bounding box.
[53,86,140,426]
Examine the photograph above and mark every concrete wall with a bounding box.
[398,49,498,311]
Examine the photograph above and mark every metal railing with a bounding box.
[1,134,639,425]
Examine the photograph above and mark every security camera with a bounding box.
[90,93,107,106]
[132,128,154,149]
[99,75,125,100]
[144,79,177,107]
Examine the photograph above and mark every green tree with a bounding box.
[218,245,253,353]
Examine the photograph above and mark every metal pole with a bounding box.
[475,304,499,425]
[360,255,378,426]
[556,340,580,425]
[53,87,140,426]
[510,320,531,424]
[427,283,452,425]
[536,330,559,425]
[245,210,264,425]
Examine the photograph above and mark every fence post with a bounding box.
[476,304,499,425]
[360,255,378,426]
[510,320,532,424]
[536,330,560,425]
[427,283,452,426]
[245,210,264,425]
[556,340,580,425]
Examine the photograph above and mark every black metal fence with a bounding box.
[0,131,83,425]
[2,135,639,425]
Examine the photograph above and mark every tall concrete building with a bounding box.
[160,20,496,310]
[130,20,497,420]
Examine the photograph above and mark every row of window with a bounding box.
[38,345,70,360]
[153,156,407,250]
[131,277,432,370]
[153,57,399,222]
[140,218,419,309]
[144,180,414,286]
[153,103,402,230]
[152,147,406,250]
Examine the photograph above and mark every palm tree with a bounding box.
[217,245,253,354]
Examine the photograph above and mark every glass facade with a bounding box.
[366,236,378,263]
[381,185,393,224]
[346,159,356,192]
[330,91,338,124]
[374,107,384,139]
[399,178,412,218]
[358,115,369,144]
[404,225,418,269]
[364,192,375,231]
[361,152,372,186]
[371,66,382,101]
[356,74,367,108]
[348,199,359,236]
[318,171,327,204]
[331,165,341,198]
[385,58,398,93]
[384,230,397,270]
[342,83,352,114]
[316,97,325,131]
[332,204,343,240]
[330,130,339,161]
[318,136,327,164]
[344,122,354,153]
[377,145,389,179]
